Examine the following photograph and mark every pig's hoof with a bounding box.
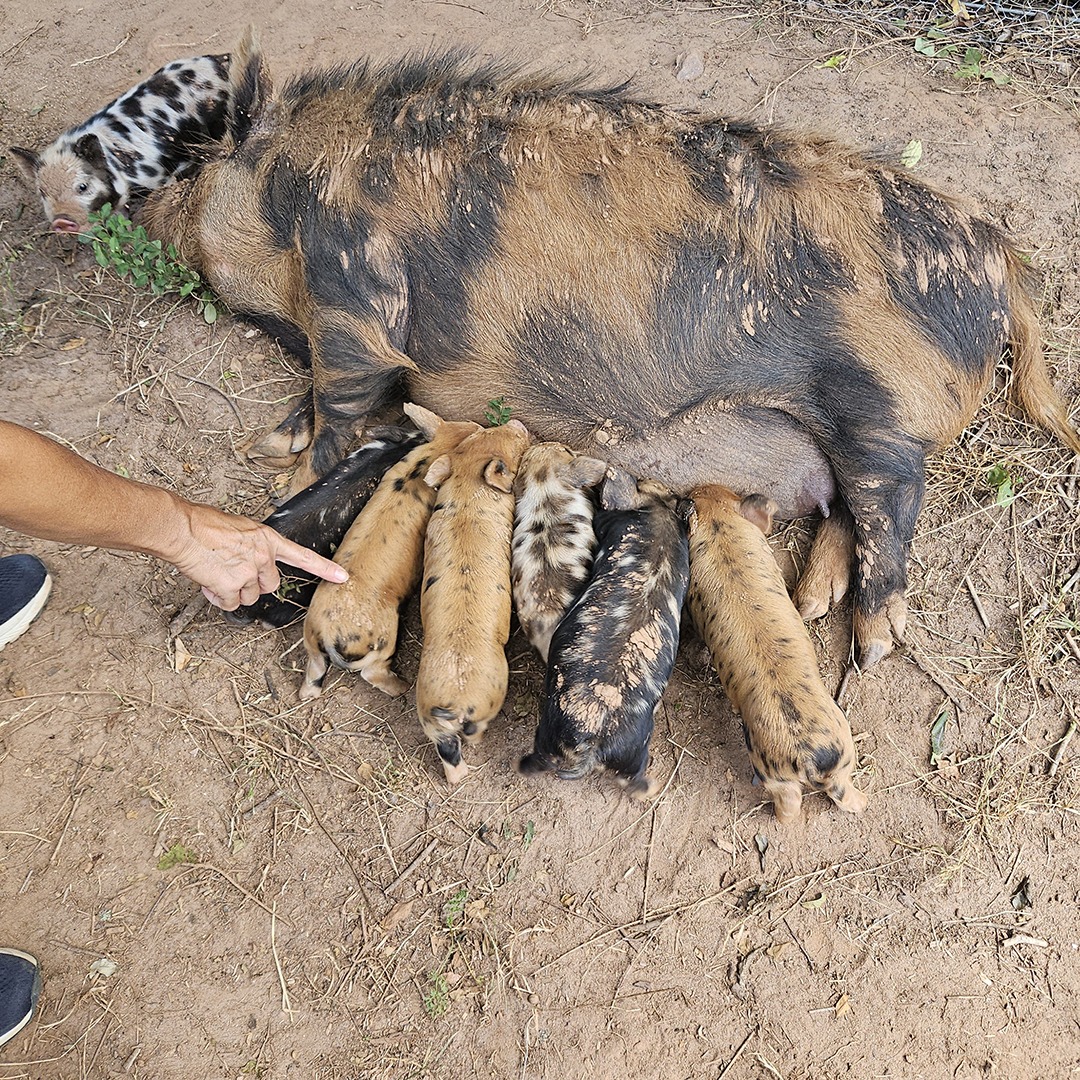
[767,781,804,824]
[853,593,907,667]
[282,457,319,500]
[368,672,409,697]
[246,401,315,469]
[442,759,469,785]
[794,514,854,619]
[833,786,869,815]
[298,681,323,702]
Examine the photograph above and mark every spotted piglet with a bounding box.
[415,420,531,783]
[511,442,607,663]
[300,405,480,700]
[686,484,868,825]
[11,55,230,233]
[519,468,690,798]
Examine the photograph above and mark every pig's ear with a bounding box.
[229,26,274,145]
[424,454,452,489]
[567,455,607,489]
[738,493,777,536]
[483,458,515,493]
[403,402,442,439]
[9,147,42,183]
[74,134,107,174]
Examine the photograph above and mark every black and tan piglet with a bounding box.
[519,468,690,798]
[300,405,480,700]
[224,427,422,628]
[511,442,607,663]
[686,484,868,825]
[415,419,531,784]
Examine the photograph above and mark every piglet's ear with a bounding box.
[483,457,514,493]
[424,454,452,489]
[9,146,42,182]
[738,493,777,536]
[567,455,607,489]
[505,419,529,438]
[403,402,443,439]
[74,134,107,172]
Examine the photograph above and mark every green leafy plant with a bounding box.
[443,888,468,929]
[79,205,219,324]
[954,46,1010,85]
[986,463,1016,507]
[484,396,512,426]
[914,26,958,59]
[156,842,198,870]
[817,53,846,71]
[423,972,450,1019]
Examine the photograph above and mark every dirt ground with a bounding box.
[2,2,1079,1078]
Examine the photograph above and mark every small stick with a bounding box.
[782,915,815,973]
[49,793,81,866]
[177,374,245,427]
[271,902,295,1018]
[963,575,989,630]
[717,1029,755,1080]
[168,592,207,639]
[1001,934,1048,950]
[72,32,132,67]
[385,839,437,894]
[1,20,44,59]
[1048,718,1076,779]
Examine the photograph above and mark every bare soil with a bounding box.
[2,3,1079,1078]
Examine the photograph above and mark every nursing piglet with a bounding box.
[223,427,423,628]
[300,405,480,700]
[415,420,531,783]
[511,442,607,663]
[519,468,689,798]
[686,484,868,824]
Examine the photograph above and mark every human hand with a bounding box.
[166,502,347,611]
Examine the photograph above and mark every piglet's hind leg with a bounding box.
[827,781,868,816]
[766,780,804,825]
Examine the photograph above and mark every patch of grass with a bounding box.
[156,842,198,870]
[79,205,219,324]
[423,971,450,1019]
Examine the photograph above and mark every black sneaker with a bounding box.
[0,948,41,1048]
[0,555,52,651]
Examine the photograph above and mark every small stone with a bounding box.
[675,51,705,82]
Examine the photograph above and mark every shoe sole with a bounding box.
[0,948,42,1048]
[0,574,52,651]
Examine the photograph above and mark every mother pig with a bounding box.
[139,34,1079,665]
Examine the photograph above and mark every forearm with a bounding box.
[0,421,191,561]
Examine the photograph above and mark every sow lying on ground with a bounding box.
[140,34,1080,671]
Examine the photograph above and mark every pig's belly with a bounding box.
[407,375,835,519]
[576,405,835,520]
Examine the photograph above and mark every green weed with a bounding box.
[484,397,512,426]
[79,205,219,323]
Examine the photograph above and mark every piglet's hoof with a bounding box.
[620,774,660,801]
[442,759,469,785]
[833,786,869,815]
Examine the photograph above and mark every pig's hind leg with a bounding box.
[793,504,855,621]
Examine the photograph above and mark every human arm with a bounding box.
[0,421,347,610]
